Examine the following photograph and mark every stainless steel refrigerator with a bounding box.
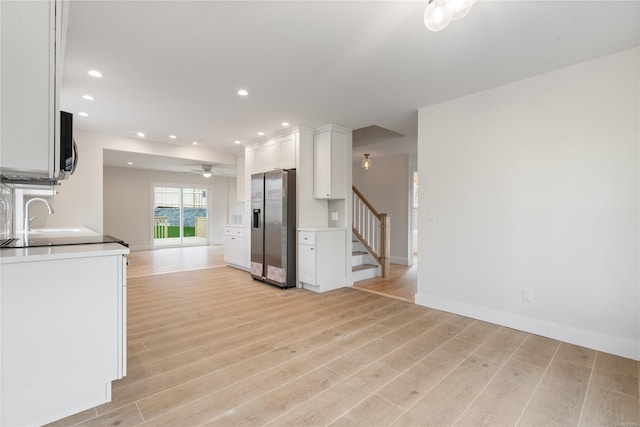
[250,169,296,288]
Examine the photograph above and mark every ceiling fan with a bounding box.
[189,164,233,178]
[201,165,213,178]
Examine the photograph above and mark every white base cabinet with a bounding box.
[298,228,346,293]
[0,245,128,426]
[224,225,247,269]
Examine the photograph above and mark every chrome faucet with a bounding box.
[24,198,54,232]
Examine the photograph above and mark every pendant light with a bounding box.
[449,0,476,20]
[424,0,477,32]
[424,0,453,32]
[362,154,372,171]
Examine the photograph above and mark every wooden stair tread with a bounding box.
[352,264,377,272]
[352,251,367,256]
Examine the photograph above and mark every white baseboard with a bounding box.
[415,292,639,361]
[227,263,250,272]
[389,256,410,266]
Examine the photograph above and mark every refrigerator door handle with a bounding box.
[253,209,261,228]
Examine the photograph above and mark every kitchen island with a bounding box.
[0,242,129,426]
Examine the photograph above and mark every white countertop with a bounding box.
[0,242,129,264]
[297,227,346,232]
[225,224,244,228]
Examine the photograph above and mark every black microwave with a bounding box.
[0,111,78,184]
[59,111,78,179]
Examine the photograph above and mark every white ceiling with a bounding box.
[62,1,639,173]
[103,149,236,176]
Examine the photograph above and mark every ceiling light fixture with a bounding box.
[282,122,290,127]
[127,162,133,165]
[82,94,95,101]
[78,112,88,117]
[237,89,249,96]
[257,131,265,136]
[424,0,477,32]
[169,135,177,139]
[88,70,102,78]
[202,165,213,178]
[137,132,145,138]
[234,140,241,145]
[192,141,198,145]
[362,153,372,171]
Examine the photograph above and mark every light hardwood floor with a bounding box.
[353,263,417,302]
[126,245,226,278]
[48,246,639,427]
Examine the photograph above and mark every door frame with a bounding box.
[150,181,212,248]
[408,167,418,266]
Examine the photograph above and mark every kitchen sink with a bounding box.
[26,227,97,237]
[29,228,85,234]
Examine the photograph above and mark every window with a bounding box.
[153,185,209,247]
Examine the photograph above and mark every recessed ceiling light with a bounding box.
[78,112,88,117]
[127,162,133,165]
[82,94,95,101]
[237,89,248,96]
[234,140,241,145]
[169,135,177,139]
[257,131,265,136]
[192,141,198,145]
[282,122,290,127]
[88,70,102,78]
[137,132,145,138]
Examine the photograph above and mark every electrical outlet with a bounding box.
[331,212,339,221]
[428,211,436,222]
[522,288,534,303]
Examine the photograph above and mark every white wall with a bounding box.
[353,154,412,265]
[417,48,639,360]
[44,132,104,231]
[104,166,235,250]
[42,131,236,234]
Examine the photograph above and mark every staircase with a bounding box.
[351,236,378,282]
[351,185,390,282]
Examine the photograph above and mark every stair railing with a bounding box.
[352,186,390,277]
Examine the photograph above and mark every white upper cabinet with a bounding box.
[256,140,279,172]
[279,134,296,169]
[313,128,347,199]
[0,0,65,179]
[252,134,297,174]
[236,154,245,203]
[245,148,255,177]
